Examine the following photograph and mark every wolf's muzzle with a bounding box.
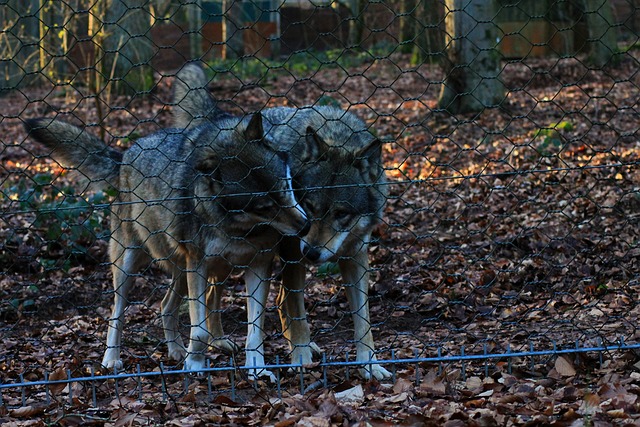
[301,244,322,262]
[297,220,311,237]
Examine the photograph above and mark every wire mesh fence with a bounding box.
[2,0,640,424]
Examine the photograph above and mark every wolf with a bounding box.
[172,63,392,380]
[25,114,310,374]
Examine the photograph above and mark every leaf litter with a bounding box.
[1,53,640,424]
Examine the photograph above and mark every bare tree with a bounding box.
[410,0,444,65]
[224,0,245,58]
[582,0,618,67]
[101,0,156,94]
[437,0,504,114]
[186,0,204,59]
[348,0,367,46]
[7,0,71,85]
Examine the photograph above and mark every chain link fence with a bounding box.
[2,0,640,423]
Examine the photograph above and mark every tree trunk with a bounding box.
[398,0,418,54]
[1,0,41,89]
[411,0,442,65]
[347,0,367,47]
[187,0,204,60]
[436,0,504,114]
[224,0,244,58]
[582,0,618,67]
[101,0,155,95]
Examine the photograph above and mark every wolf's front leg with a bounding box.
[102,248,144,371]
[278,260,319,367]
[339,249,392,381]
[244,261,276,382]
[184,260,209,373]
[205,283,239,355]
[160,272,187,363]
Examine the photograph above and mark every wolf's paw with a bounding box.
[102,350,123,371]
[247,367,277,383]
[310,341,321,355]
[210,337,240,355]
[359,364,392,381]
[184,355,207,376]
[244,351,276,383]
[167,342,187,362]
[290,346,314,366]
[287,344,319,375]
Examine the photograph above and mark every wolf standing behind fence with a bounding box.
[173,63,393,380]
[24,114,310,373]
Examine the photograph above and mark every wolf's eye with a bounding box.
[299,199,315,216]
[252,201,274,215]
[334,210,354,227]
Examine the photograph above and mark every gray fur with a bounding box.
[172,65,388,234]
[171,63,392,380]
[25,114,310,374]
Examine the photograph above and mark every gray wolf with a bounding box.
[25,114,310,375]
[173,63,392,380]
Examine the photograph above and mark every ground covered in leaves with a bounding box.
[2,51,640,425]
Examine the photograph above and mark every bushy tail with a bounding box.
[172,62,233,129]
[24,118,121,189]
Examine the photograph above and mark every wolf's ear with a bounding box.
[354,139,384,181]
[356,138,383,162]
[300,126,330,163]
[243,113,264,142]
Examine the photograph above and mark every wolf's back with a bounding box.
[24,118,122,188]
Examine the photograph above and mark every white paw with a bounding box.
[290,346,314,366]
[244,351,276,383]
[184,355,207,375]
[246,367,277,383]
[167,342,187,362]
[102,350,123,371]
[288,344,322,375]
[310,341,321,355]
[359,363,392,381]
[210,337,240,355]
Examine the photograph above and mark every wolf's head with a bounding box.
[191,113,310,238]
[293,126,386,263]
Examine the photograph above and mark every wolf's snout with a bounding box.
[280,210,310,237]
[298,221,311,237]
[302,244,322,262]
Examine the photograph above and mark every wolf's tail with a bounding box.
[172,62,233,129]
[24,118,121,189]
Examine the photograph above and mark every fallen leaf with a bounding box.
[477,389,494,397]
[334,384,364,404]
[383,391,409,403]
[180,390,196,403]
[114,413,138,427]
[393,377,414,394]
[10,404,47,418]
[49,366,68,395]
[599,383,637,405]
[419,369,446,395]
[297,416,330,427]
[606,408,628,418]
[316,394,339,418]
[274,419,297,427]
[555,356,576,377]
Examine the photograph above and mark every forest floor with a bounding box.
[2,51,640,425]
